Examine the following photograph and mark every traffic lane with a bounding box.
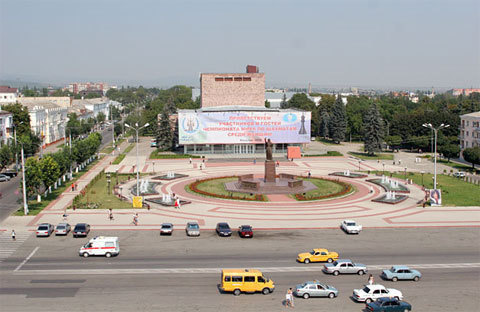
[4,227,480,271]
[0,174,21,222]
[1,269,479,312]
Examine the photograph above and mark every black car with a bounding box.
[216,222,232,237]
[73,223,91,238]
[366,297,412,312]
[2,170,18,178]
[238,225,253,238]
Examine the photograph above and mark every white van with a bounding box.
[79,236,120,258]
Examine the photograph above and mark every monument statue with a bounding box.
[264,138,273,160]
[298,113,307,135]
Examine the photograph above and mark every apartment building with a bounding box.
[459,111,480,157]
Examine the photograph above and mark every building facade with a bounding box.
[20,101,68,145]
[459,111,480,157]
[0,86,18,104]
[68,82,116,95]
[0,110,13,144]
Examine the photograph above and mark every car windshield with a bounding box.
[241,226,251,231]
[309,250,315,255]
[162,225,171,228]
[75,226,85,230]
[333,261,338,266]
[57,226,65,229]
[188,224,199,229]
[389,267,396,272]
[38,226,48,230]
[219,224,229,229]
[362,286,371,293]
[347,222,356,226]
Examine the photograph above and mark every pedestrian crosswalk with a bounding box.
[0,231,32,263]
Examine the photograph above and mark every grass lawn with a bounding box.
[150,150,201,159]
[14,159,100,216]
[304,151,343,157]
[186,177,261,200]
[317,138,342,146]
[348,151,394,160]
[112,143,135,164]
[371,170,480,206]
[292,177,354,200]
[74,174,137,209]
[437,159,479,174]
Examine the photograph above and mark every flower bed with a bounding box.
[294,178,353,201]
[188,176,267,201]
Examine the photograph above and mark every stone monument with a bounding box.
[264,138,276,182]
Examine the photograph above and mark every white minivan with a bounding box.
[79,236,120,258]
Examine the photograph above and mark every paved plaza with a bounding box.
[1,139,479,232]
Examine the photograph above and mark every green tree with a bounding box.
[38,156,60,189]
[287,93,315,111]
[265,100,270,108]
[24,157,42,196]
[156,109,173,151]
[319,111,330,139]
[96,112,106,124]
[280,93,287,109]
[329,95,347,143]
[462,147,480,169]
[363,103,384,155]
[438,144,460,162]
[66,113,81,138]
[385,135,402,151]
[0,144,12,170]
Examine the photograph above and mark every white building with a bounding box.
[0,110,14,144]
[20,101,68,145]
[459,111,480,158]
[72,97,112,118]
[0,86,18,104]
[18,96,71,108]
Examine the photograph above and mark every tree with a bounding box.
[385,135,402,151]
[287,93,315,111]
[0,144,12,170]
[96,112,106,124]
[24,157,42,197]
[329,95,347,143]
[319,111,330,139]
[265,100,270,108]
[438,144,460,162]
[462,147,480,169]
[156,109,173,151]
[280,93,287,109]
[38,156,60,190]
[363,103,384,155]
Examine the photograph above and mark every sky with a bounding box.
[0,0,479,89]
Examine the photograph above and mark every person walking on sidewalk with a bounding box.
[133,213,138,226]
[108,208,114,221]
[71,183,75,191]
[368,274,374,285]
[11,230,16,241]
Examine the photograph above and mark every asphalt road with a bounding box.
[0,175,22,222]
[1,227,479,311]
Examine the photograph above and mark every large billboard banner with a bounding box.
[179,111,311,144]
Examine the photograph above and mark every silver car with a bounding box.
[0,174,11,182]
[36,223,54,237]
[185,222,200,236]
[160,223,173,235]
[293,281,338,299]
[55,223,71,235]
[322,259,367,276]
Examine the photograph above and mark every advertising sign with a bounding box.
[429,189,442,206]
[179,111,311,144]
[132,196,143,208]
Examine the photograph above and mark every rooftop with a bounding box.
[179,106,306,113]
[461,111,480,118]
[0,86,18,93]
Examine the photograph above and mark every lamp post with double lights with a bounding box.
[422,123,450,190]
[125,122,149,196]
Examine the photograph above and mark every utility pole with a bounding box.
[14,126,18,170]
[422,123,450,190]
[21,145,29,215]
[69,131,73,178]
[125,122,149,196]
[111,105,115,149]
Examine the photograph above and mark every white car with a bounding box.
[160,223,173,235]
[453,172,466,178]
[352,284,403,303]
[341,220,362,234]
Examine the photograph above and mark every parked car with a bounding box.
[185,222,200,236]
[73,223,91,238]
[323,259,367,276]
[36,223,54,237]
[381,265,421,282]
[366,297,412,311]
[453,171,466,178]
[216,222,232,237]
[2,170,18,178]
[238,225,253,238]
[160,223,174,235]
[55,223,71,235]
[293,281,338,299]
[297,248,339,264]
[341,219,362,234]
[0,174,11,182]
[353,284,403,303]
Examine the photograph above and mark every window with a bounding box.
[232,276,242,282]
[321,252,327,255]
[215,77,224,81]
[105,242,114,247]
[373,290,380,294]
[308,285,316,290]
[224,77,233,81]
[317,285,324,290]
[234,77,242,81]
[244,276,255,282]
[381,289,388,294]
[257,276,265,283]
[243,77,251,81]
[224,276,231,282]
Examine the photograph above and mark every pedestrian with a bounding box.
[109,208,113,221]
[285,289,291,307]
[308,171,311,178]
[288,288,294,307]
[174,198,181,209]
[11,229,16,241]
[276,160,280,167]
[71,183,75,191]
[63,212,68,221]
[368,274,374,285]
[369,186,374,193]
[199,164,203,170]
[253,158,256,165]
[189,157,192,164]
[133,213,138,226]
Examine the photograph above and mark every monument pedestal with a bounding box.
[264,160,276,182]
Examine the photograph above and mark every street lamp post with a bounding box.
[404,167,407,181]
[382,163,385,175]
[421,171,425,187]
[422,123,450,190]
[358,160,361,171]
[21,144,28,215]
[125,122,149,196]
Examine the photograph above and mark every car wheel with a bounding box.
[392,277,398,282]
[327,258,333,263]
[394,296,400,300]
[357,270,365,275]
[262,288,270,295]
[365,298,372,303]
[303,293,310,299]
[333,270,339,276]
[304,259,310,264]
[328,292,335,299]
[403,309,409,312]
[82,252,89,258]
[105,252,112,258]
[233,289,241,296]
[413,276,420,282]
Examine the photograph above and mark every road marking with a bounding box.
[14,247,39,272]
[0,232,32,262]
[13,262,480,275]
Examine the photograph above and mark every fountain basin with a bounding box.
[367,178,410,193]
[329,171,367,178]
[372,194,408,204]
